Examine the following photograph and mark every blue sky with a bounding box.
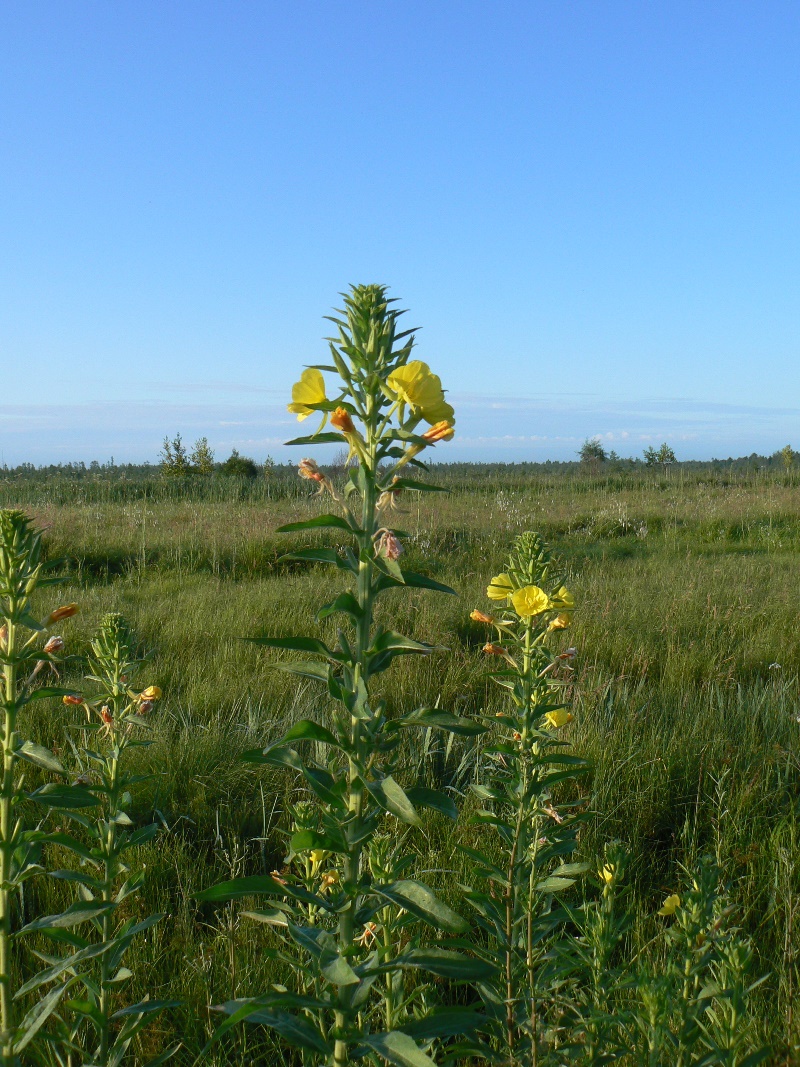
[2,1,799,465]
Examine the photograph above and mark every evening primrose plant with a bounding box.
[197,285,485,1067]
[465,531,588,1067]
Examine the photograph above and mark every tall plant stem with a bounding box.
[0,619,15,1066]
[334,405,378,1067]
[98,744,120,1066]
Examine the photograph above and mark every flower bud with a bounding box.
[0,625,7,651]
[483,642,508,656]
[44,636,65,654]
[470,609,494,624]
[330,407,356,434]
[45,603,79,626]
[421,420,455,443]
[62,694,83,706]
[548,613,571,632]
[140,685,162,701]
[100,706,113,725]
[139,700,154,714]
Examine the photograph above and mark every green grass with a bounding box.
[9,468,800,1062]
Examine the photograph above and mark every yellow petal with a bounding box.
[387,360,453,425]
[551,586,575,611]
[288,368,327,420]
[544,708,573,729]
[512,585,552,617]
[600,864,615,884]
[486,573,514,601]
[657,893,681,916]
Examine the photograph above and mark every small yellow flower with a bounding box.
[140,686,162,701]
[487,573,514,601]
[386,361,454,425]
[512,585,551,618]
[600,864,615,884]
[330,406,356,434]
[288,368,328,420]
[657,893,681,916]
[543,709,573,729]
[310,848,329,872]
[548,613,572,631]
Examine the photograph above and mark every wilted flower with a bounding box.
[287,368,327,421]
[139,700,154,714]
[320,869,340,892]
[470,609,494,624]
[658,893,681,916]
[511,586,551,618]
[375,530,403,561]
[140,686,162,701]
[544,709,573,729]
[45,603,79,626]
[298,457,324,482]
[551,587,575,611]
[557,647,578,662]
[483,643,508,656]
[355,922,378,947]
[421,420,455,443]
[330,407,356,434]
[62,694,83,706]
[386,361,454,425]
[377,477,402,510]
[486,573,514,601]
[548,613,571,632]
[43,636,65,654]
[100,706,113,725]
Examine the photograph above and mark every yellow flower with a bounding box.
[310,848,329,872]
[551,586,575,611]
[543,708,573,729]
[288,368,328,420]
[386,361,454,425]
[657,893,681,916]
[548,613,572,632]
[512,585,551,617]
[140,686,162,701]
[486,573,514,601]
[601,864,615,884]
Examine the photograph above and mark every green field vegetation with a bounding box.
[4,465,800,1063]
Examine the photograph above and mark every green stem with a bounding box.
[98,740,120,1065]
[0,619,16,1066]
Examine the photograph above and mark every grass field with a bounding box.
[5,466,800,1063]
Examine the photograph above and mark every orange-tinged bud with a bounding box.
[62,694,83,706]
[483,643,508,656]
[470,609,494,624]
[421,420,455,443]
[140,686,162,701]
[100,706,113,725]
[558,647,578,662]
[330,407,356,434]
[45,604,79,626]
[375,530,403,561]
[44,636,65,654]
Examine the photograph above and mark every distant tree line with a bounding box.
[159,434,276,479]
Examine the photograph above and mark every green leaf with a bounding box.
[16,740,64,774]
[368,776,420,825]
[15,981,72,1053]
[15,941,110,998]
[290,828,347,855]
[25,687,82,703]
[400,1007,487,1041]
[319,944,360,986]
[376,881,469,933]
[284,432,345,446]
[534,876,577,893]
[276,514,355,533]
[246,636,334,657]
[396,948,495,981]
[317,592,363,621]
[111,999,181,1018]
[282,720,340,748]
[361,1031,436,1067]
[17,900,115,935]
[387,479,449,493]
[405,787,458,821]
[29,783,101,809]
[271,661,330,683]
[194,875,288,902]
[369,630,437,656]
[393,707,485,736]
[279,548,357,573]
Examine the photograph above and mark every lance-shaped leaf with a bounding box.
[246,636,336,658]
[16,899,115,935]
[14,980,73,1054]
[290,828,348,855]
[284,432,346,446]
[361,1031,436,1067]
[395,947,496,980]
[194,875,291,902]
[29,783,101,809]
[216,1000,331,1053]
[374,570,458,596]
[367,776,420,825]
[15,941,111,997]
[317,592,363,622]
[400,1007,487,1041]
[280,547,358,574]
[319,942,360,986]
[15,740,65,774]
[277,514,357,534]
[405,786,458,821]
[24,686,83,704]
[369,630,439,657]
[282,720,340,748]
[375,880,469,933]
[391,707,486,736]
[385,479,449,494]
[271,660,330,683]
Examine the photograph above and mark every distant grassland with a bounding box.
[5,466,800,1061]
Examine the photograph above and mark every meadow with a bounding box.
[3,463,799,1064]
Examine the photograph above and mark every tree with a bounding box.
[160,433,189,477]
[780,444,795,471]
[221,449,258,477]
[190,436,215,475]
[657,443,677,469]
[579,438,608,467]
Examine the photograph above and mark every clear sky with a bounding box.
[2,1,799,465]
